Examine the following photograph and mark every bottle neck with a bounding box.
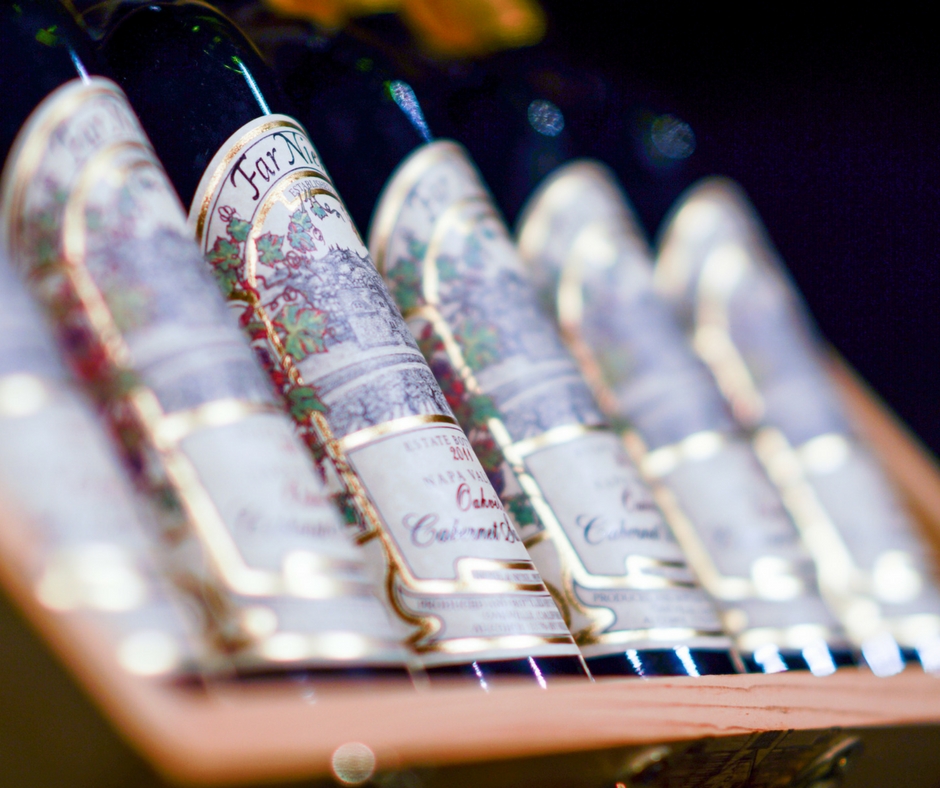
[277,26,432,235]
[100,1,291,207]
[0,0,99,163]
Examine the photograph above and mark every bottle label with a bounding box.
[190,116,577,665]
[369,140,726,656]
[0,79,402,668]
[0,254,194,677]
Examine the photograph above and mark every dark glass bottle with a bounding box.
[0,0,91,156]
[100,0,589,688]
[417,49,857,673]
[270,21,868,676]
[206,17,741,679]
[1,0,410,682]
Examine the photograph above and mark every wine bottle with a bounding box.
[328,22,853,674]
[516,161,856,674]
[0,246,196,680]
[100,0,588,686]
[246,22,740,678]
[656,177,940,676]
[1,0,407,679]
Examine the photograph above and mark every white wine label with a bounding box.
[190,116,577,666]
[517,161,845,652]
[370,140,728,657]
[0,79,403,669]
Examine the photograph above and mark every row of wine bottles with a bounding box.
[0,0,936,689]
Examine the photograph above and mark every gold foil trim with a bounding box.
[338,413,459,452]
[693,242,765,426]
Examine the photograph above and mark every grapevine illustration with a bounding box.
[390,229,540,529]
[206,195,444,436]
[205,201,339,428]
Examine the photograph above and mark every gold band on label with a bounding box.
[338,413,459,452]
[374,146,703,647]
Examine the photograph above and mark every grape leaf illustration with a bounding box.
[456,321,500,371]
[255,232,286,265]
[467,393,500,423]
[274,303,329,359]
[309,196,341,220]
[228,217,251,243]
[206,235,243,297]
[504,494,538,527]
[286,383,328,421]
[436,254,460,282]
[287,207,323,252]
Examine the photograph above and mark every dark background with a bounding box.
[538,5,940,459]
